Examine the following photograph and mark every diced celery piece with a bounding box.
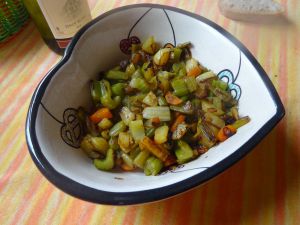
[185,76,197,92]
[134,150,150,169]
[172,48,182,62]
[142,36,156,54]
[204,112,225,129]
[108,137,119,150]
[121,152,134,169]
[196,71,216,83]
[175,140,193,164]
[111,83,125,97]
[98,118,113,130]
[125,63,135,76]
[158,96,168,106]
[142,91,158,106]
[142,107,171,121]
[94,148,114,171]
[212,97,223,109]
[171,79,189,97]
[106,70,129,80]
[145,127,155,137]
[120,106,135,125]
[109,121,126,137]
[212,79,228,91]
[129,77,150,93]
[90,136,109,154]
[201,100,224,116]
[144,156,163,176]
[129,120,145,142]
[232,116,250,129]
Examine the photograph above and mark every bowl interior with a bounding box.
[30,6,280,196]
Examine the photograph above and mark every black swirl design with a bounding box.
[41,103,83,148]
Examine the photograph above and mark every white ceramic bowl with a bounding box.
[26,4,284,205]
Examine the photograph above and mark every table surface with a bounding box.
[1,0,299,224]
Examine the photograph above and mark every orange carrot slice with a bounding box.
[187,65,202,77]
[89,108,113,124]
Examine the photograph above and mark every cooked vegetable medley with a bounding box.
[78,36,250,175]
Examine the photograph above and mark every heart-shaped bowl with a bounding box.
[26,4,284,205]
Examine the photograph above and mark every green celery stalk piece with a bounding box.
[94,148,114,171]
[175,140,193,164]
[158,96,168,106]
[142,107,171,121]
[172,48,182,62]
[144,156,163,176]
[109,121,126,137]
[145,127,155,137]
[134,150,150,169]
[171,79,189,97]
[111,83,125,97]
[232,116,250,129]
[106,70,129,80]
[99,80,121,109]
[185,76,197,92]
[129,120,145,142]
[121,152,134,168]
[129,77,150,93]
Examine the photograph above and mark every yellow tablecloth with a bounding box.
[1,0,299,224]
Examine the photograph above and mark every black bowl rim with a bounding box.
[25,3,285,205]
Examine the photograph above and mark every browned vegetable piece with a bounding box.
[165,92,183,105]
[139,136,170,162]
[194,121,217,148]
[118,132,135,153]
[217,125,237,142]
[171,114,185,132]
[196,146,208,154]
[164,154,177,167]
[151,117,161,126]
[142,36,156,54]
[132,53,142,64]
[153,48,171,66]
[195,83,208,99]
[172,123,188,140]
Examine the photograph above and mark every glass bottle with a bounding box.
[23,0,92,55]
